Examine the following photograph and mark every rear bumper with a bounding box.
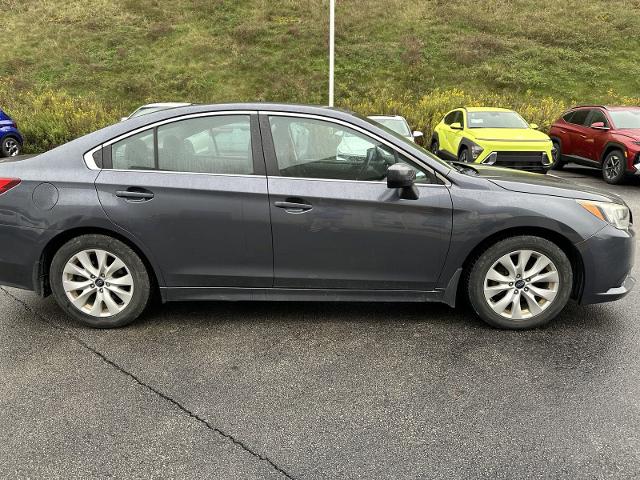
[0,223,50,292]
[577,225,636,305]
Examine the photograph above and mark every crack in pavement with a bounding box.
[0,287,295,480]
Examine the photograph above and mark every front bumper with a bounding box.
[472,143,555,172]
[576,224,636,305]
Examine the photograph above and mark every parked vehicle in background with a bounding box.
[0,109,23,157]
[431,107,554,172]
[0,104,634,330]
[549,105,640,184]
[122,102,192,121]
[368,115,423,143]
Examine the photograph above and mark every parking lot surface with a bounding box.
[1,167,639,479]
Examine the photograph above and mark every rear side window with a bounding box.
[112,130,155,170]
[566,109,590,126]
[110,115,254,174]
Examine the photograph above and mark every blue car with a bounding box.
[0,109,23,157]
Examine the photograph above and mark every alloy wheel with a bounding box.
[62,249,134,317]
[605,154,622,180]
[4,138,20,157]
[483,250,559,320]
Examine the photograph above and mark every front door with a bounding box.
[261,113,453,291]
[95,113,273,287]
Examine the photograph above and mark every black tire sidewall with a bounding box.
[550,140,564,170]
[1,136,19,157]
[431,140,439,155]
[458,147,468,163]
[50,234,150,328]
[467,236,573,330]
[602,150,625,184]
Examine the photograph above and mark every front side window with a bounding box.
[268,116,437,184]
[467,111,528,129]
[452,111,464,127]
[110,115,253,174]
[588,110,609,127]
[444,111,457,125]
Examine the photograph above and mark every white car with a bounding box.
[122,102,192,121]
[368,115,423,143]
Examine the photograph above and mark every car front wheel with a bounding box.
[1,136,21,157]
[50,234,151,328]
[550,139,564,170]
[602,150,626,184]
[458,147,469,163]
[467,236,572,329]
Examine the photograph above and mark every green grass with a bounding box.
[2,0,640,151]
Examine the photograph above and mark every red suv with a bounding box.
[549,106,640,184]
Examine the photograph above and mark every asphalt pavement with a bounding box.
[1,166,639,479]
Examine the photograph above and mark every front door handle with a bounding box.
[274,199,313,213]
[115,188,155,201]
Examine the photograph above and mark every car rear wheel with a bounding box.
[467,236,572,329]
[50,234,150,328]
[602,150,626,184]
[1,136,21,157]
[550,139,564,170]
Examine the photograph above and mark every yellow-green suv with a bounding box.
[430,107,555,172]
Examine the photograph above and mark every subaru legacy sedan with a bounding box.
[0,104,634,329]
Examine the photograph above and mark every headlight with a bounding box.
[577,200,632,230]
[470,144,484,159]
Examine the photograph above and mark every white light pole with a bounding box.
[329,0,335,107]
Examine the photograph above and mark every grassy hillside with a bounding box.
[2,0,640,152]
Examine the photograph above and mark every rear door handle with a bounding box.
[115,188,155,201]
[274,200,313,213]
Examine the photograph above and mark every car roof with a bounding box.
[463,107,514,113]
[570,105,640,111]
[368,115,406,120]
[137,102,192,109]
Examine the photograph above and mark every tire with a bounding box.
[430,139,439,156]
[467,236,572,330]
[550,139,564,170]
[1,136,21,157]
[50,234,151,328]
[602,150,626,185]
[458,147,469,163]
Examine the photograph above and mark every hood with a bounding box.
[466,164,624,203]
[615,129,640,141]
[469,128,551,143]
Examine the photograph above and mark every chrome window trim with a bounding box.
[99,169,263,179]
[267,175,447,187]
[259,111,449,186]
[83,110,258,172]
[83,145,102,170]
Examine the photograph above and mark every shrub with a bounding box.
[0,85,119,154]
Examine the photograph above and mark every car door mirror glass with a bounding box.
[450,122,463,130]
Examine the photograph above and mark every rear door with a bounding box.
[583,109,611,162]
[564,108,591,159]
[95,112,273,288]
[260,112,453,291]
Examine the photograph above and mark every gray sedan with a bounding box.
[0,103,635,329]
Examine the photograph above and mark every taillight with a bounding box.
[0,178,20,195]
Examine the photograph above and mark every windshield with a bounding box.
[609,110,640,129]
[371,118,411,136]
[468,111,529,129]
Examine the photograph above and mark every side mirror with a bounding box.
[591,121,609,130]
[387,164,419,200]
[412,131,424,139]
[529,123,539,129]
[120,116,129,122]
[450,122,463,130]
